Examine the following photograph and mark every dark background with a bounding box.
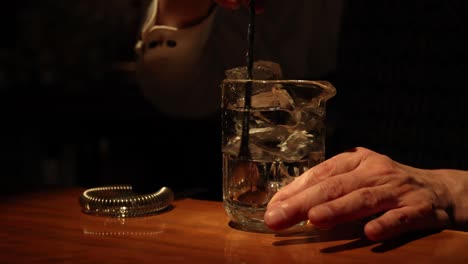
[1,0,157,193]
[1,1,467,199]
[330,0,468,171]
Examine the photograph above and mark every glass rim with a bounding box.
[221,79,337,98]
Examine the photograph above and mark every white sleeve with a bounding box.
[134,0,218,117]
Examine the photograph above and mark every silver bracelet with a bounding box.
[79,185,174,217]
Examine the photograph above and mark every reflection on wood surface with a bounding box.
[0,188,467,263]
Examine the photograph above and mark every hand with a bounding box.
[264,147,468,241]
[157,0,215,27]
[157,0,266,27]
[214,0,266,13]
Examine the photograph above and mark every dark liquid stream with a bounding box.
[239,0,256,160]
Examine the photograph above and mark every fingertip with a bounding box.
[364,221,383,241]
[264,205,288,230]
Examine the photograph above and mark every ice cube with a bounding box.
[225,60,283,80]
[248,126,290,160]
[251,86,294,110]
[236,85,295,110]
[249,126,289,148]
[278,130,314,160]
[248,142,279,161]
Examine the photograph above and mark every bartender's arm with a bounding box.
[135,0,264,117]
[135,0,217,116]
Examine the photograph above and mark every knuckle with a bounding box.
[393,210,411,224]
[381,210,411,229]
[359,188,380,209]
[314,159,337,180]
[415,201,436,217]
[376,156,396,171]
[320,159,336,173]
[319,177,345,201]
[367,154,397,174]
[354,146,369,153]
[354,146,376,158]
[354,148,398,174]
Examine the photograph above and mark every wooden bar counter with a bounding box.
[0,188,467,263]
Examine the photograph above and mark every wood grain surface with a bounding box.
[0,188,467,263]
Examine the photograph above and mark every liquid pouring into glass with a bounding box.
[232,0,267,205]
[238,0,256,160]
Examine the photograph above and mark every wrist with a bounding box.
[439,169,468,228]
[157,0,216,28]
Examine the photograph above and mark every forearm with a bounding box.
[136,0,216,63]
[134,0,217,117]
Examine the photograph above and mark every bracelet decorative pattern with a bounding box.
[79,185,174,217]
